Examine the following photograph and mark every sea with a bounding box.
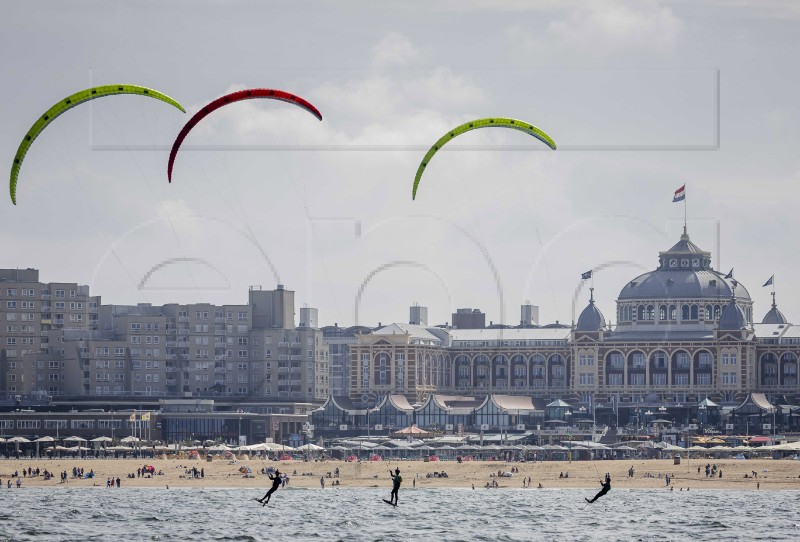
[1,487,798,541]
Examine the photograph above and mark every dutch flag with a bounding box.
[673,184,686,202]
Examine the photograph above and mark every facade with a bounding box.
[1,276,328,406]
[349,230,800,428]
[321,324,373,398]
[1,269,100,398]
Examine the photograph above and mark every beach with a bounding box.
[1,457,798,491]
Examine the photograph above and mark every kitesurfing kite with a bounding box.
[9,85,185,205]
[411,118,556,200]
[167,89,323,182]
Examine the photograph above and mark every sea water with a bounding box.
[1,487,798,541]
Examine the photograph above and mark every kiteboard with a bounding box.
[382,499,397,507]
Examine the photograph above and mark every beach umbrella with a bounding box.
[64,436,87,442]
[91,436,112,442]
[8,436,30,443]
[121,436,140,443]
[34,436,55,457]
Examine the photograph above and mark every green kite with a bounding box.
[10,85,185,204]
[412,118,556,200]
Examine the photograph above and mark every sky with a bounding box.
[2,1,799,328]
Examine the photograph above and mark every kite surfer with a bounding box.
[585,473,611,504]
[387,468,402,506]
[255,469,283,506]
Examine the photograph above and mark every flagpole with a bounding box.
[684,190,687,233]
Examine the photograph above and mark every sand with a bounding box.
[1,457,798,490]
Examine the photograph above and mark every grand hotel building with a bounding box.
[349,229,799,421]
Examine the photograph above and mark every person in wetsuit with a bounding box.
[389,468,403,505]
[585,473,611,504]
[256,469,283,506]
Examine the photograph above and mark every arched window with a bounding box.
[646,305,655,320]
[705,304,713,320]
[690,305,698,320]
[682,305,690,320]
[659,305,667,320]
[714,305,721,319]
[668,305,677,320]
[637,305,645,320]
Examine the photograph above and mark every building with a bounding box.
[347,228,800,432]
[452,308,486,329]
[1,277,328,407]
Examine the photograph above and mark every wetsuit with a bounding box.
[390,471,403,505]
[586,475,611,504]
[257,473,283,505]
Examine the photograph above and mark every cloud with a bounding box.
[509,1,685,58]
[370,32,419,68]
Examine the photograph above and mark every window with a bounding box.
[630,373,645,386]
[631,353,645,369]
[608,373,623,386]
[722,372,737,385]
[651,373,667,386]
[696,373,712,386]
[673,373,689,386]
[579,373,595,385]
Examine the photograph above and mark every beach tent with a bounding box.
[391,425,432,438]
[295,443,325,452]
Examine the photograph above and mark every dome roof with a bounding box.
[618,230,751,301]
[718,298,747,330]
[576,291,606,331]
[618,269,750,301]
[762,298,788,325]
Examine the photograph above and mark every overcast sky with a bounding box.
[2,1,799,328]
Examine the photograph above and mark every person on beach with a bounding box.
[585,473,611,504]
[389,468,402,505]
[255,469,283,506]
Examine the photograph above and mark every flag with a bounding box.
[672,184,686,202]
[129,413,136,422]
[581,270,593,280]
[142,412,151,421]
[610,394,617,414]
[763,275,774,287]
[724,268,734,279]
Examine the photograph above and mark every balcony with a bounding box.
[214,330,225,336]
[214,355,226,361]
[278,355,289,361]
[166,341,177,347]
[178,329,189,336]
[215,317,225,323]
[214,368,225,374]
[291,342,302,348]
[41,293,51,299]
[290,355,302,361]
[166,354,177,361]
[166,379,177,386]
[279,342,289,347]
[165,367,176,373]
[214,341,226,348]
[178,316,189,323]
